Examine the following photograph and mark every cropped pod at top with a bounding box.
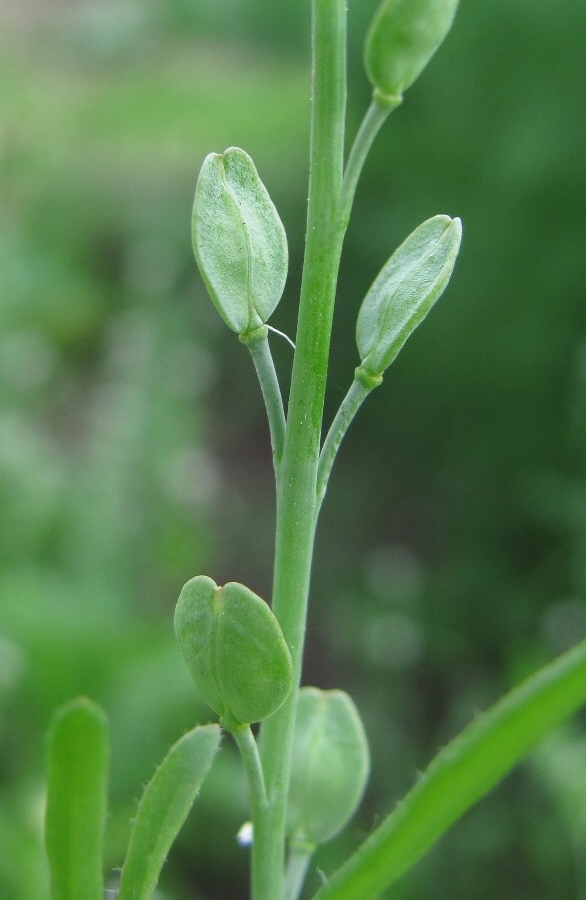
[356,215,462,377]
[174,576,293,730]
[192,147,288,336]
[365,0,460,100]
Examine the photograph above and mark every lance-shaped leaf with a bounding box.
[175,576,293,729]
[313,636,586,900]
[356,215,461,376]
[117,724,221,900]
[44,697,109,900]
[365,0,460,99]
[192,147,288,335]
[287,688,370,846]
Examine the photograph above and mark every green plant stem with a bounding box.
[317,368,382,505]
[232,726,268,809]
[284,843,315,900]
[231,726,270,900]
[338,93,401,229]
[254,1,348,898]
[241,327,286,465]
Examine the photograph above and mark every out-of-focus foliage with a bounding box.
[1,0,586,898]
[0,4,306,897]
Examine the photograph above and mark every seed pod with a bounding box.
[365,0,460,100]
[174,576,293,729]
[356,215,462,376]
[287,688,370,846]
[192,147,288,335]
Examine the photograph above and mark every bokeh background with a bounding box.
[2,0,586,897]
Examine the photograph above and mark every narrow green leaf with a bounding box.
[118,723,221,900]
[313,637,586,899]
[44,697,109,900]
[356,215,461,376]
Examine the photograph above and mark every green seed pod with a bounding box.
[364,0,460,100]
[356,215,462,377]
[192,147,288,335]
[174,576,293,729]
[287,687,370,846]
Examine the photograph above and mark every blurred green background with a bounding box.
[2,0,586,897]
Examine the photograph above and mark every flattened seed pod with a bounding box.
[192,147,288,336]
[287,687,370,846]
[356,215,462,376]
[174,576,293,729]
[365,0,460,100]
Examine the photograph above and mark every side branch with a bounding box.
[337,93,400,229]
[317,367,382,506]
[241,327,287,467]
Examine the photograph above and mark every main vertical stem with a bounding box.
[253,2,348,898]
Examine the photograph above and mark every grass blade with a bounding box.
[44,697,109,900]
[313,637,586,899]
[117,723,221,900]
